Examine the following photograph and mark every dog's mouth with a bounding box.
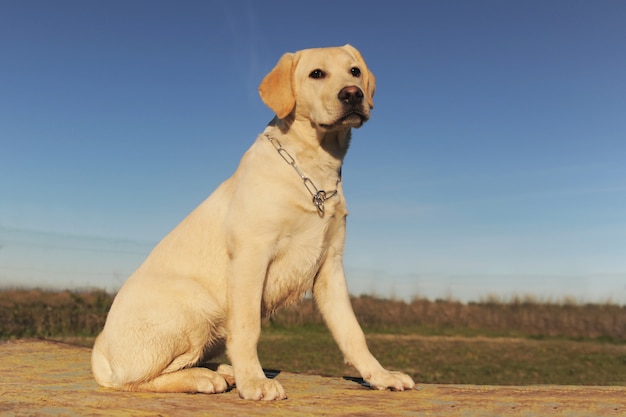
[320,109,369,130]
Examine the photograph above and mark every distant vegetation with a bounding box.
[1,288,624,342]
[0,289,111,339]
[274,294,626,342]
[2,288,625,385]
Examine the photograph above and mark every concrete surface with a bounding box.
[0,339,624,416]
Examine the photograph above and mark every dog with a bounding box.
[91,44,416,400]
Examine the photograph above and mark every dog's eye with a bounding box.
[309,69,326,79]
[350,67,361,77]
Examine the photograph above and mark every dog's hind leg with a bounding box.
[126,367,231,394]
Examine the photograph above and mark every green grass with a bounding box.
[2,289,625,386]
[248,325,626,386]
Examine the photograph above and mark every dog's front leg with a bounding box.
[226,247,287,400]
[313,254,416,391]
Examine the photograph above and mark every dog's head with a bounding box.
[259,44,376,131]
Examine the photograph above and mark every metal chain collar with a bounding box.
[265,133,341,217]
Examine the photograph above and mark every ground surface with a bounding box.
[1,339,624,416]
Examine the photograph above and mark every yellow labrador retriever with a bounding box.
[91,44,416,400]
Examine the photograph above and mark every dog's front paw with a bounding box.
[366,369,416,391]
[237,377,287,400]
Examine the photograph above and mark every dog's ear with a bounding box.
[259,52,296,119]
[344,44,376,109]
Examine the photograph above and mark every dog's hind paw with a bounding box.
[216,364,236,386]
[196,372,230,394]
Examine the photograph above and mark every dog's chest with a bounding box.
[261,216,344,313]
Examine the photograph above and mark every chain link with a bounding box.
[266,133,341,217]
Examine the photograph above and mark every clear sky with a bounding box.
[1,1,625,303]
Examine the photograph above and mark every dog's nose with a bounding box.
[338,86,364,106]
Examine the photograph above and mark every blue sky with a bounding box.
[1,1,625,303]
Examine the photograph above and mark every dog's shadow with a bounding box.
[342,376,371,388]
[262,369,281,379]
[201,363,370,391]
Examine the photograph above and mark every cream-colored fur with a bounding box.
[91,44,415,400]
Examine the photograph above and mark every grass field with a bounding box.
[1,289,625,386]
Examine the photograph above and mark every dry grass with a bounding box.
[1,289,624,342]
[271,294,626,342]
[0,288,111,339]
